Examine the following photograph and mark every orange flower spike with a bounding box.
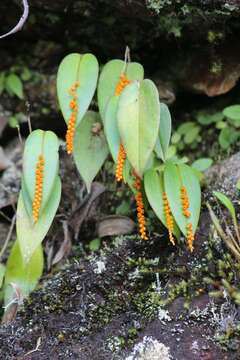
[66,81,80,155]
[32,155,45,223]
[115,143,126,182]
[114,74,131,96]
[163,192,175,245]
[181,186,191,218]
[186,223,194,252]
[133,175,148,240]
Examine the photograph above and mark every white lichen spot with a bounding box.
[94,259,106,274]
[191,340,199,353]
[125,336,172,360]
[90,255,106,274]
[158,307,171,324]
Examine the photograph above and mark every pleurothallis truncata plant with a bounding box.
[56,50,201,252]
[0,50,201,317]
[2,130,61,309]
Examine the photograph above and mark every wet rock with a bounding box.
[205,151,240,201]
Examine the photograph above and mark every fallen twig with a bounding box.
[0,0,29,39]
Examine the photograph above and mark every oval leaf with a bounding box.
[97,59,144,121]
[22,130,59,218]
[223,105,240,121]
[164,162,201,235]
[192,158,213,172]
[57,53,99,127]
[6,73,24,99]
[117,79,160,177]
[4,241,43,307]
[144,168,180,238]
[73,111,109,192]
[155,103,172,161]
[17,177,61,263]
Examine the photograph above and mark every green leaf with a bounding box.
[219,127,235,149]
[164,162,201,235]
[144,168,180,238]
[6,73,24,99]
[73,111,109,192]
[192,158,213,172]
[213,191,237,225]
[57,53,99,127]
[22,130,59,218]
[8,116,18,128]
[21,67,32,81]
[166,145,176,159]
[0,264,5,288]
[184,126,200,144]
[197,111,224,125]
[122,158,132,184]
[223,105,240,121]
[117,79,160,177]
[177,122,195,135]
[215,121,227,129]
[4,241,43,307]
[171,132,181,144]
[89,238,101,251]
[154,103,172,161]
[104,96,120,162]
[17,177,61,263]
[97,59,144,121]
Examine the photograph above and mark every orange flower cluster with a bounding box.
[115,143,126,182]
[32,155,44,223]
[180,186,191,218]
[180,186,194,251]
[186,223,194,252]
[133,175,148,240]
[66,81,80,154]
[114,74,131,180]
[114,74,130,96]
[163,192,175,245]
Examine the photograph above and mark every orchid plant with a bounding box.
[0,50,202,315]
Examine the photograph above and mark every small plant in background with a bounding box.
[57,50,202,251]
[171,104,240,156]
[208,191,240,262]
[0,65,32,100]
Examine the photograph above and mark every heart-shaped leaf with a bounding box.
[164,162,201,235]
[22,130,59,219]
[155,103,172,161]
[17,177,61,263]
[57,53,99,127]
[144,168,180,238]
[73,111,109,192]
[117,79,160,177]
[98,59,144,121]
[4,240,43,307]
